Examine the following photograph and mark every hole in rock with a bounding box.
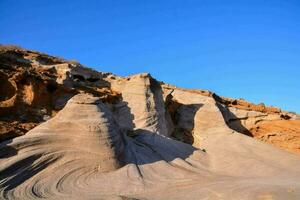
[46,82,58,93]
[86,77,100,82]
[72,74,85,82]
[0,73,16,101]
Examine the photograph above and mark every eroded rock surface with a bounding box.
[250,120,300,154]
[1,45,300,199]
[0,46,119,141]
[1,45,299,154]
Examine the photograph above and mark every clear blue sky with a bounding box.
[1,0,299,113]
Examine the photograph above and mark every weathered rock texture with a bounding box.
[250,120,300,154]
[1,45,300,199]
[0,46,119,141]
[162,84,299,153]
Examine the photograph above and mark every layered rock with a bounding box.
[161,84,300,152]
[3,93,299,200]
[1,45,300,199]
[250,120,300,154]
[162,86,232,147]
[0,46,119,141]
[109,73,169,136]
[0,93,126,199]
[1,45,299,154]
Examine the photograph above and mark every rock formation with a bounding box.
[1,45,300,199]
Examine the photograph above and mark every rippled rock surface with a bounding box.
[1,46,300,200]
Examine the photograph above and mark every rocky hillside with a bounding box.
[1,45,300,199]
[1,45,299,153]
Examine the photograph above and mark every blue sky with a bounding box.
[1,0,299,113]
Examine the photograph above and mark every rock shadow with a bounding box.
[123,129,198,165]
[114,89,200,165]
[216,102,252,136]
[113,98,135,131]
[0,153,58,193]
[165,92,203,144]
[0,139,17,158]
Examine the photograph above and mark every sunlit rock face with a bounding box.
[1,45,300,200]
[109,73,169,136]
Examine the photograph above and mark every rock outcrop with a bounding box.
[0,46,119,141]
[1,45,300,199]
[1,45,299,153]
[250,120,300,154]
[161,84,299,153]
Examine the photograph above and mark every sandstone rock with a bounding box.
[250,120,300,154]
[1,93,300,199]
[1,45,298,154]
[0,47,119,141]
[1,45,300,199]
[162,87,231,147]
[110,73,169,136]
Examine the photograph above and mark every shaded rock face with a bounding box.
[1,46,300,199]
